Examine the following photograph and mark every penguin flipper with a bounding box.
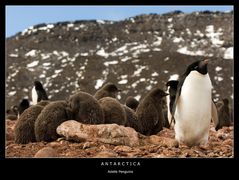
[41,90,49,100]
[37,90,48,101]
[171,75,185,120]
[211,100,219,128]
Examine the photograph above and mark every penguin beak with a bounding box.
[117,89,122,92]
[164,93,169,97]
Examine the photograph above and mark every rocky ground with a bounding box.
[5,119,233,158]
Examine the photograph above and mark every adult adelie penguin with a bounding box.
[32,80,48,105]
[172,59,218,147]
[94,82,121,100]
[17,99,30,118]
[165,80,179,127]
[136,88,169,135]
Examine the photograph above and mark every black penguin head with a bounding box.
[223,98,229,106]
[103,82,121,93]
[166,80,179,90]
[125,96,139,110]
[151,88,169,98]
[34,80,44,90]
[186,59,209,75]
[19,99,30,107]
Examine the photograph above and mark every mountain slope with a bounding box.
[6,11,234,108]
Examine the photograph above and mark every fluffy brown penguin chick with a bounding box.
[136,88,169,135]
[98,97,126,125]
[216,98,231,131]
[68,91,104,124]
[37,100,51,107]
[122,105,142,132]
[14,105,44,144]
[34,101,73,142]
[94,82,121,100]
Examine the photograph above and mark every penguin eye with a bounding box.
[194,66,198,69]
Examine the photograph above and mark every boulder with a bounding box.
[57,120,140,147]
[34,147,58,158]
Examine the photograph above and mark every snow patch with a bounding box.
[55,69,63,74]
[135,95,141,101]
[153,48,162,51]
[39,74,46,78]
[25,50,38,57]
[96,48,109,58]
[140,78,146,82]
[121,56,131,62]
[67,23,74,28]
[152,37,162,46]
[177,46,205,56]
[118,79,128,84]
[173,37,184,43]
[112,37,118,42]
[133,66,146,76]
[224,47,233,59]
[95,79,104,89]
[194,30,204,37]
[8,91,16,96]
[205,25,224,47]
[9,53,19,57]
[215,66,222,71]
[164,57,169,61]
[151,72,159,77]
[97,20,105,24]
[43,62,51,66]
[27,61,39,68]
[130,18,135,23]
[169,74,179,81]
[120,75,128,79]
[146,85,152,91]
[104,61,118,67]
[168,18,173,22]
[81,53,89,56]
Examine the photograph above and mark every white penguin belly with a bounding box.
[32,87,38,105]
[175,72,212,146]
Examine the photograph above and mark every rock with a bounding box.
[148,135,179,148]
[113,146,132,152]
[95,150,118,158]
[48,142,61,148]
[222,139,233,146]
[6,120,16,141]
[57,120,140,147]
[83,142,97,149]
[34,147,58,158]
[217,132,227,140]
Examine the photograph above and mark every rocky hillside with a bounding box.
[6,11,234,109]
